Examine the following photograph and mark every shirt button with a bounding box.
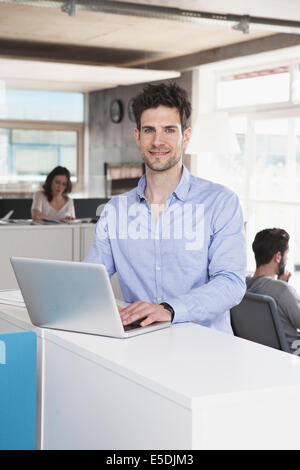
[158,297,162,302]
[156,266,160,270]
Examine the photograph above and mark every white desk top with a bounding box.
[1,304,300,409]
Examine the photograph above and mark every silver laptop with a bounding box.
[10,257,170,338]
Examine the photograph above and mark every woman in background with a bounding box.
[31,166,75,221]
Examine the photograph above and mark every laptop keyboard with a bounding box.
[124,317,150,331]
[124,320,143,331]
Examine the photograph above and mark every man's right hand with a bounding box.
[118,301,172,327]
[278,270,292,282]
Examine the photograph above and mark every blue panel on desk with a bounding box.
[0,330,37,450]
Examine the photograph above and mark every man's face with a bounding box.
[134,105,191,172]
[278,247,289,276]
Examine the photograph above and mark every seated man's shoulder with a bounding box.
[248,276,297,298]
[275,280,300,307]
[277,278,298,295]
[271,277,292,292]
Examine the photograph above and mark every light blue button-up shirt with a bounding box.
[85,166,246,334]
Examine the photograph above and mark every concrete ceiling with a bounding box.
[0,0,278,66]
[0,0,299,91]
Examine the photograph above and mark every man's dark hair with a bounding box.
[252,228,289,267]
[43,166,72,202]
[132,82,191,131]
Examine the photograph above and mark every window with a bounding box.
[0,88,84,192]
[1,89,84,122]
[197,56,300,291]
[0,128,77,182]
[253,118,289,201]
[217,66,290,108]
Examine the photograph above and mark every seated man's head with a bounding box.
[252,228,289,276]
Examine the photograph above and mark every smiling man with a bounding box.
[85,82,246,333]
[135,105,189,172]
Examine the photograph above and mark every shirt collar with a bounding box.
[173,165,191,201]
[136,174,147,201]
[136,165,191,202]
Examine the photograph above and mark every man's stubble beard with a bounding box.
[141,147,183,172]
[278,257,286,276]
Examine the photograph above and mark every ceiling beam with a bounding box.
[2,33,300,71]
[0,38,163,67]
[138,33,300,71]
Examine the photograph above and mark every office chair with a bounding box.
[230,291,290,352]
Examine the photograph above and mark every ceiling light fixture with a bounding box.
[61,0,76,17]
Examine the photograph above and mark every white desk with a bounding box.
[1,305,300,450]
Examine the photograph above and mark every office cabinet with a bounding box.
[0,224,95,289]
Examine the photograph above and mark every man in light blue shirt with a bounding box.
[85,82,246,333]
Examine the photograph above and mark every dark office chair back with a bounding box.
[73,198,109,218]
[230,291,290,352]
[0,198,32,219]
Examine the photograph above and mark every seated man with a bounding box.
[85,82,246,333]
[247,228,300,355]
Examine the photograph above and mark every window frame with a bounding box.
[210,56,300,277]
[215,59,300,112]
[0,119,84,193]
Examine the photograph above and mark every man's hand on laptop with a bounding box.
[118,301,172,327]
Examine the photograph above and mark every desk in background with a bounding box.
[0,197,109,220]
[0,223,95,289]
